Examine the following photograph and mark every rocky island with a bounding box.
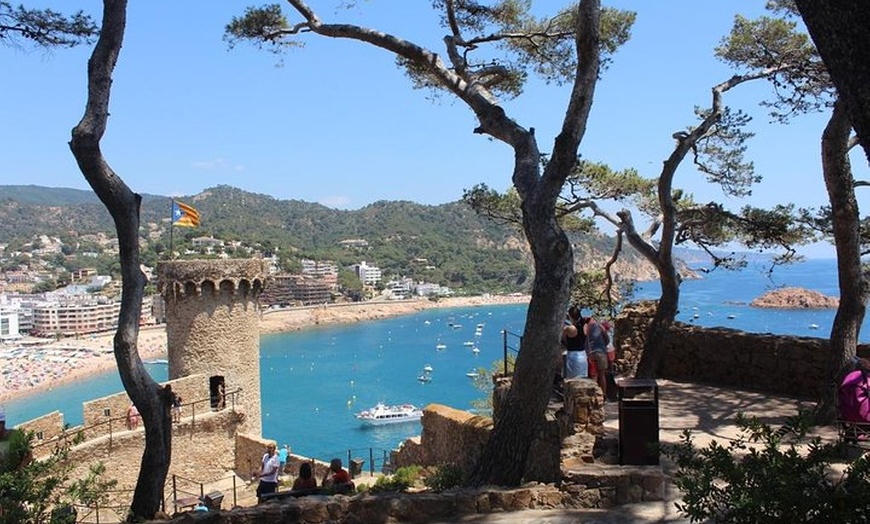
[750,287,839,309]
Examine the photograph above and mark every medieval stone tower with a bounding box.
[157,259,267,436]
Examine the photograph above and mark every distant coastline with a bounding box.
[0,294,530,406]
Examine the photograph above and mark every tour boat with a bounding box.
[355,402,423,426]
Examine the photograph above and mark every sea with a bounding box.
[3,258,862,464]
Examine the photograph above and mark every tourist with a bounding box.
[561,305,586,379]
[0,405,6,439]
[321,458,354,492]
[126,403,140,430]
[292,461,318,491]
[584,316,610,399]
[252,443,281,502]
[277,444,290,475]
[172,393,183,423]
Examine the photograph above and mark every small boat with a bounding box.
[472,347,480,354]
[435,343,446,350]
[451,324,462,329]
[465,371,479,378]
[423,364,433,372]
[417,374,432,383]
[355,402,423,426]
[463,341,475,347]
[145,358,169,365]
[476,323,485,329]
[727,314,736,319]
[809,323,820,329]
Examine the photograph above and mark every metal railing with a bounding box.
[501,329,522,376]
[30,388,242,454]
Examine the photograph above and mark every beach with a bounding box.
[0,295,528,404]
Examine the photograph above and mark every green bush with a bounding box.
[423,464,464,492]
[663,412,870,523]
[369,465,421,493]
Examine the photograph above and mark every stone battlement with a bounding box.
[157,259,267,298]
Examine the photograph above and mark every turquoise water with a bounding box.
[4,258,858,462]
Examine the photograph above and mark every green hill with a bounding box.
[0,184,652,293]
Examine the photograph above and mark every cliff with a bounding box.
[749,287,839,309]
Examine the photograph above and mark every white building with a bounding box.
[0,295,21,341]
[355,261,382,286]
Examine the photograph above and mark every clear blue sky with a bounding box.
[2,1,862,258]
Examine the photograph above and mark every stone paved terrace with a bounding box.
[155,379,840,523]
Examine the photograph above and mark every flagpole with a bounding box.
[169,199,175,260]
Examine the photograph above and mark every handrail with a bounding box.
[30,388,243,454]
[502,329,521,376]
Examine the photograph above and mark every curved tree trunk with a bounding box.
[68,1,171,520]
[636,257,679,378]
[467,0,600,486]
[816,99,865,423]
[796,1,870,165]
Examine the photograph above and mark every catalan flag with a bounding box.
[172,200,200,227]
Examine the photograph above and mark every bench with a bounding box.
[838,418,870,447]
[174,496,201,512]
[259,487,323,502]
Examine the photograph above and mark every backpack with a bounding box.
[839,368,870,422]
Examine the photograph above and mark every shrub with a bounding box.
[369,465,421,494]
[663,412,870,523]
[423,463,464,492]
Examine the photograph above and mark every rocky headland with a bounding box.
[750,287,839,309]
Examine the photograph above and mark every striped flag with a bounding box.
[172,200,200,227]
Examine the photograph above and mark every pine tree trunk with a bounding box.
[797,1,870,164]
[69,1,171,519]
[816,100,865,423]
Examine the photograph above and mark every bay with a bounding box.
[4,258,861,463]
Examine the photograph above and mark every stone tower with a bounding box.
[157,259,267,436]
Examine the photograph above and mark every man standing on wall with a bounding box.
[252,443,280,502]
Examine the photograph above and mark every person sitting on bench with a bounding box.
[321,458,354,493]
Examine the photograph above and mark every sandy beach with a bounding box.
[0,295,528,404]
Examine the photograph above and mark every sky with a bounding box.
[2,1,864,258]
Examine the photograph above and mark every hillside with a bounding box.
[0,184,656,293]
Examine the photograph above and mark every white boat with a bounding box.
[423,364,433,372]
[809,323,820,329]
[145,358,168,365]
[463,341,475,347]
[417,374,432,383]
[435,343,446,350]
[465,371,479,378]
[355,402,423,426]
[472,347,480,354]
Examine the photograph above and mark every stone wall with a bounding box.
[63,408,244,499]
[153,484,568,524]
[234,433,275,480]
[80,375,208,442]
[615,301,870,399]
[16,411,64,445]
[392,404,492,476]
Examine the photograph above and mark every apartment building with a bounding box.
[355,261,382,286]
[31,298,122,337]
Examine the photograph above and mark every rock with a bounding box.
[750,287,839,309]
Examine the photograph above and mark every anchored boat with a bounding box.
[355,402,423,426]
